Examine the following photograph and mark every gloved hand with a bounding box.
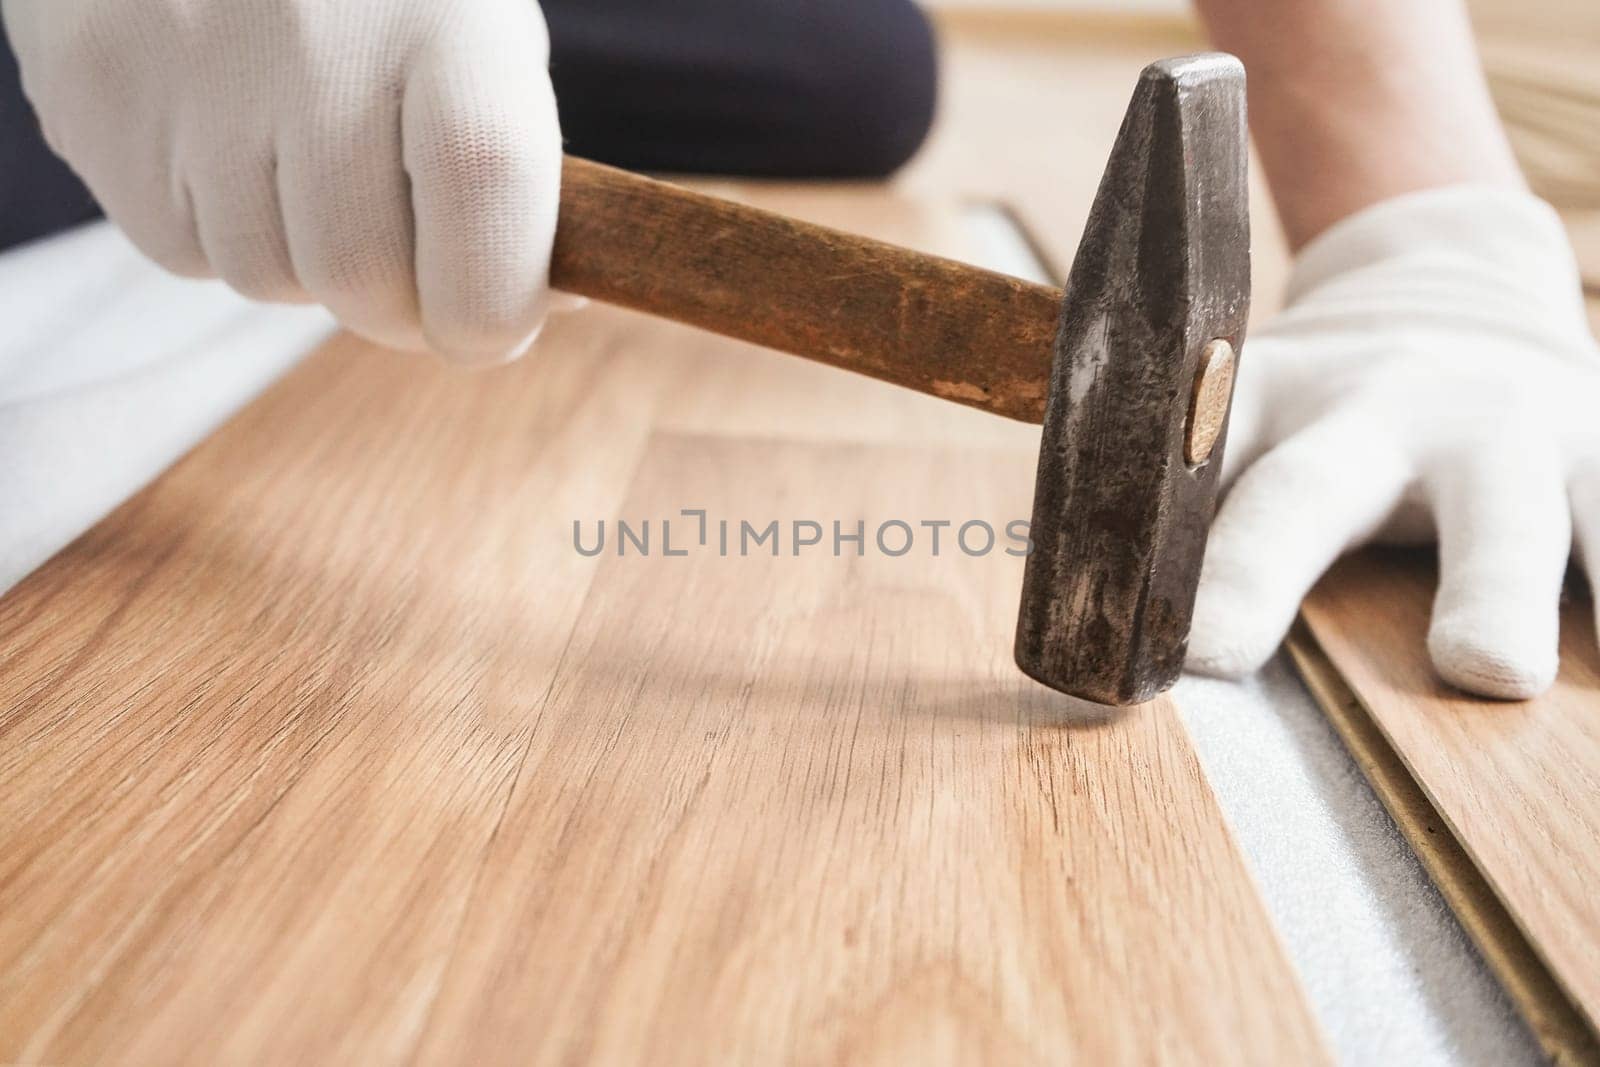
[1188,186,1600,699]
[2,0,562,363]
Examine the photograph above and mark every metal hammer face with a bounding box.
[1014,54,1251,706]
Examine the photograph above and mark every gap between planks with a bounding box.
[1294,548,1600,1063]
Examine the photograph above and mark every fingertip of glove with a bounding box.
[1184,639,1274,680]
[423,290,574,367]
[1182,566,1298,678]
[547,291,589,315]
[429,322,544,368]
[1427,624,1557,701]
[1184,596,1283,680]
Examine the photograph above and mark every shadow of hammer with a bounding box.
[549,54,1250,706]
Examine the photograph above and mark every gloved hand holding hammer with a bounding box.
[1184,0,1600,699]
[3,0,1596,699]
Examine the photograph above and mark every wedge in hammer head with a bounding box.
[1015,54,1250,705]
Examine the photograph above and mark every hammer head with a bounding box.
[1014,54,1250,706]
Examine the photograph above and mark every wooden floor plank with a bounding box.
[0,310,678,1064]
[2,187,1326,1063]
[1298,550,1600,1052]
[412,435,1326,1065]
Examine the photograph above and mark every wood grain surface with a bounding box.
[1299,550,1600,1049]
[0,187,1326,1062]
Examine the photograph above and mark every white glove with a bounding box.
[1188,186,1600,699]
[3,0,562,363]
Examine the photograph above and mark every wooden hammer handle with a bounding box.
[550,158,1061,424]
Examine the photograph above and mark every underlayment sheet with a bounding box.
[0,223,333,593]
[1177,670,1535,1064]
[0,219,1539,1066]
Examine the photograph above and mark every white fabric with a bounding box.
[1188,186,1600,699]
[2,0,562,364]
[0,223,332,593]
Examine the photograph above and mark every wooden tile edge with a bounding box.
[1285,620,1600,1066]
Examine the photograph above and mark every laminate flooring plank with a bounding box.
[0,314,679,1063]
[413,434,1328,1066]
[1299,550,1600,1048]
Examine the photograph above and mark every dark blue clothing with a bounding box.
[0,26,100,250]
[0,0,938,252]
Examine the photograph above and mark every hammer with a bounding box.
[549,54,1250,706]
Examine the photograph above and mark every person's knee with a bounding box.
[545,0,938,180]
[1,28,102,250]
[813,0,939,177]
